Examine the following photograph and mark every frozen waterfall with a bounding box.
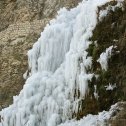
[0,0,123,126]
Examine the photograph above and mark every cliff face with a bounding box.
[109,102,126,126]
[70,1,126,120]
[0,0,79,109]
[0,0,126,125]
[92,3,126,125]
[0,0,79,31]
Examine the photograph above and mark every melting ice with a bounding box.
[0,0,123,126]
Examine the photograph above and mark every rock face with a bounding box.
[0,0,126,125]
[73,1,126,119]
[0,0,79,31]
[91,0,126,108]
[0,0,79,109]
[109,102,126,126]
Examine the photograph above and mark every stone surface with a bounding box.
[109,102,126,126]
[0,0,79,31]
[75,0,126,119]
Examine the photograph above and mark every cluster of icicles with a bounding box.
[0,0,123,126]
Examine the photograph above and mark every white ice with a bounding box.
[105,83,117,91]
[94,85,99,100]
[99,0,123,21]
[58,102,121,126]
[0,0,124,126]
[97,46,114,71]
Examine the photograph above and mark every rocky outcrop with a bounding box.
[74,0,126,119]
[0,0,126,125]
[0,0,79,31]
[0,0,79,109]
[0,19,47,109]
[109,102,126,126]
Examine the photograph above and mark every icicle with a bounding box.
[94,85,99,100]
[0,0,124,126]
[97,46,114,71]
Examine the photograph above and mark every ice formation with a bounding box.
[105,83,117,91]
[0,0,124,126]
[99,1,124,21]
[97,46,114,71]
[94,85,99,100]
[58,102,122,126]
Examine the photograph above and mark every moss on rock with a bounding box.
[75,1,126,119]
